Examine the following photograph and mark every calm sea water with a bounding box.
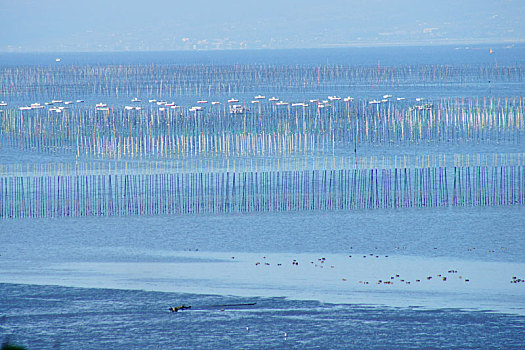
[1,44,525,66]
[1,46,525,349]
[2,283,525,349]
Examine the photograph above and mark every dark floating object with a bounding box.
[170,304,191,312]
[170,302,257,312]
[212,303,257,307]
[1,343,27,350]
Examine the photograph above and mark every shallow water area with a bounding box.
[2,206,524,261]
[1,207,524,316]
[3,252,525,315]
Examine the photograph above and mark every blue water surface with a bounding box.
[1,46,525,349]
[1,283,525,349]
[1,44,524,66]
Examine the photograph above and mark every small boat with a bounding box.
[229,104,248,114]
[52,100,63,104]
[211,101,220,105]
[131,97,141,103]
[268,97,279,101]
[328,96,341,101]
[148,99,157,103]
[254,95,265,99]
[410,103,433,111]
[19,106,32,110]
[169,305,191,312]
[64,101,74,105]
[197,100,208,104]
[228,98,239,103]
[0,101,7,106]
[76,100,84,103]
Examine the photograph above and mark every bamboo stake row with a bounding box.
[1,164,522,219]
[1,96,523,158]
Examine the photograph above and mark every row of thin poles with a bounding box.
[1,63,523,99]
[1,97,523,159]
[1,163,522,219]
[452,165,524,206]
